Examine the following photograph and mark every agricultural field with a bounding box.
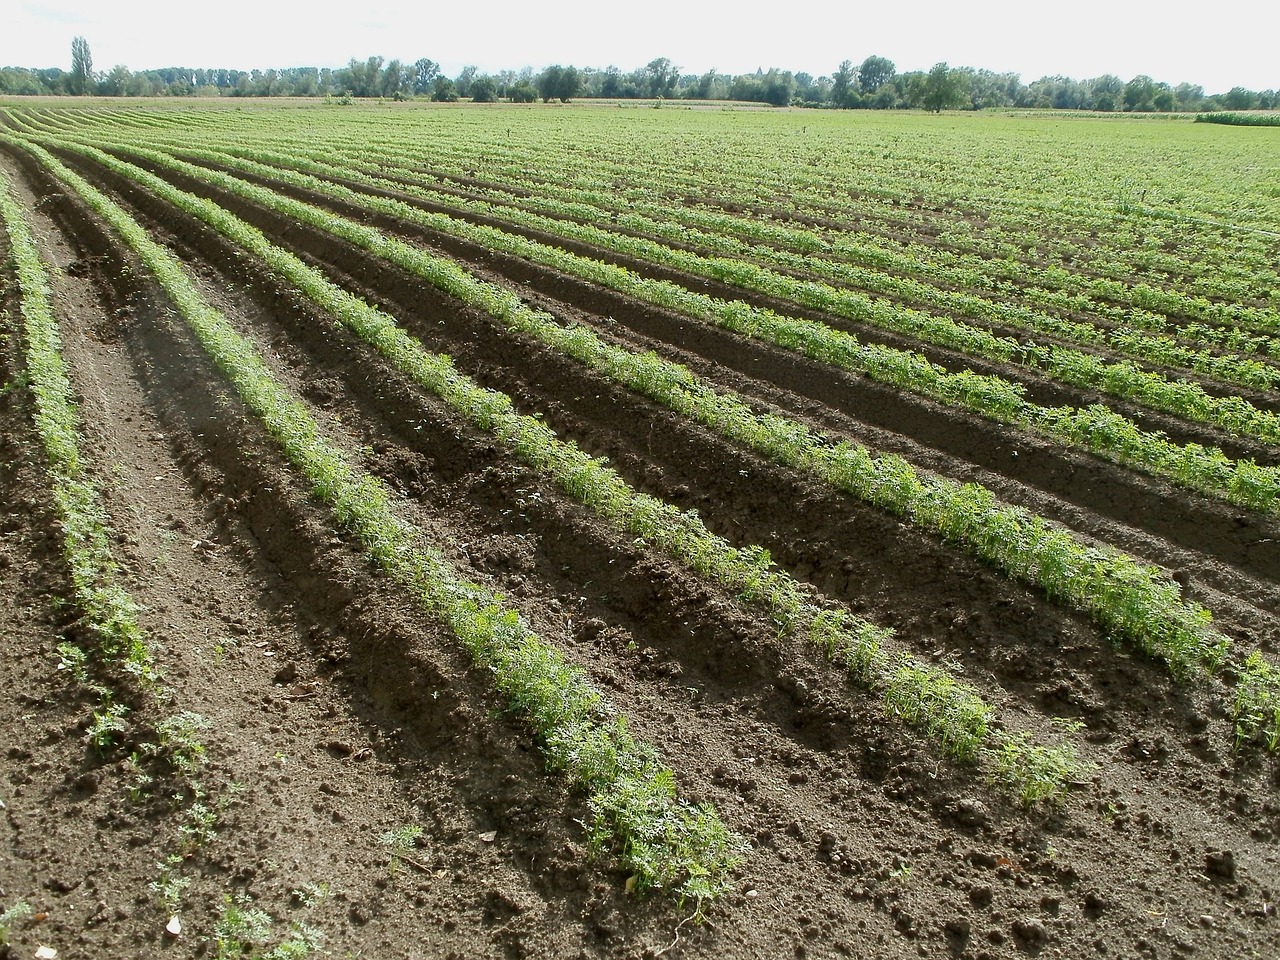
[0,99,1277,959]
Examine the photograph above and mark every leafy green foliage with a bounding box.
[67,140,1089,801]
[0,901,34,944]
[1233,653,1280,751]
[22,140,743,901]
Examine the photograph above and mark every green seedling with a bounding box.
[378,825,424,875]
[0,901,34,944]
[86,702,129,752]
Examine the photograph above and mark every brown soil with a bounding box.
[1,135,1278,960]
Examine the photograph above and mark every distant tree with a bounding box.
[431,75,458,102]
[1123,74,1157,111]
[336,56,384,97]
[921,62,966,112]
[537,64,581,102]
[455,65,478,97]
[100,64,131,96]
[1089,74,1124,111]
[600,66,622,98]
[380,59,410,98]
[1174,82,1204,111]
[508,81,537,103]
[961,68,1023,109]
[469,75,497,102]
[69,36,93,95]
[412,58,440,95]
[1222,86,1257,110]
[643,57,678,98]
[858,55,895,94]
[831,59,855,107]
[762,69,795,106]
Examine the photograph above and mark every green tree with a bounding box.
[858,55,895,94]
[643,57,678,98]
[380,59,410,98]
[1089,74,1123,111]
[921,62,966,112]
[69,36,93,95]
[1123,74,1157,111]
[412,58,440,95]
[1173,82,1203,111]
[508,81,537,103]
[537,64,581,102]
[100,64,131,97]
[469,75,498,102]
[431,75,458,101]
[831,59,855,107]
[455,65,478,97]
[1222,86,1257,110]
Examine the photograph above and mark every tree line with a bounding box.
[2,40,1275,113]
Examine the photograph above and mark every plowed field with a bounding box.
[1,101,1277,960]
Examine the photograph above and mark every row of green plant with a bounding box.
[21,119,1280,754]
[1234,653,1280,751]
[32,104,1280,322]
[113,141,1280,516]
[54,137,1091,801]
[297,153,1280,445]
[87,140,1237,685]
[299,138,1280,377]
[18,137,745,901]
[264,116,1278,319]
[1,164,226,939]
[1196,112,1280,127]
[0,167,159,695]
[29,106,1280,345]
[100,131,1280,756]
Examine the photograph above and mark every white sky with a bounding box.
[2,0,1276,95]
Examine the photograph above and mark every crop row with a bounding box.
[43,135,1099,803]
[90,138,1280,516]
[60,136,1280,752]
[0,166,157,696]
[15,138,744,901]
[257,149,1280,446]
[69,138,1240,684]
[26,107,1280,319]
[261,133,1280,364]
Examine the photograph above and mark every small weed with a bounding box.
[215,895,273,959]
[178,798,219,851]
[55,641,89,682]
[150,711,211,777]
[0,901,34,944]
[214,894,322,960]
[86,702,129,752]
[123,750,154,803]
[149,855,191,911]
[378,824,424,874]
[289,882,330,909]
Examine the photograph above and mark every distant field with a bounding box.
[1,101,1277,959]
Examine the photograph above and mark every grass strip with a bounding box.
[19,138,744,901]
[95,142,1233,684]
